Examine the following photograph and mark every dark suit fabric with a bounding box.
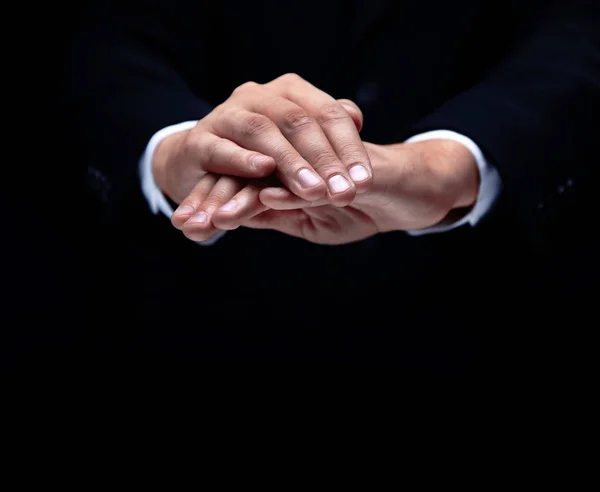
[65,0,599,371]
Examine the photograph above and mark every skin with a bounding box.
[173,139,479,244]
[247,139,479,244]
[153,73,373,226]
[154,73,479,244]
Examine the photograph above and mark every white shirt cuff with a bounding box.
[138,120,226,246]
[404,130,502,235]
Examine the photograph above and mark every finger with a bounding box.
[243,209,308,240]
[182,175,246,241]
[213,109,328,202]
[337,98,363,133]
[212,181,268,230]
[286,98,372,194]
[259,187,328,210]
[248,95,358,207]
[171,173,219,229]
[271,75,372,193]
[183,130,276,178]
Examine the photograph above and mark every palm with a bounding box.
[266,203,380,245]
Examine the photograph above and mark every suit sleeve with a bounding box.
[67,0,216,215]
[409,0,600,237]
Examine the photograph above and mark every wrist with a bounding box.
[152,130,189,202]
[411,139,479,211]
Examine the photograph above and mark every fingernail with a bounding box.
[188,211,208,224]
[349,165,370,182]
[174,205,195,216]
[297,168,321,188]
[252,155,271,169]
[328,175,351,194]
[219,199,237,212]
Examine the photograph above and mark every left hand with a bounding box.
[176,139,479,244]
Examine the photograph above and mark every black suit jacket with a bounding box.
[71,0,599,247]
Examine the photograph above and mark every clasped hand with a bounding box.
[153,74,479,245]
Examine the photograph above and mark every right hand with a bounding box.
[184,140,477,245]
[154,73,372,240]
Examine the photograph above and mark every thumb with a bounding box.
[337,98,364,132]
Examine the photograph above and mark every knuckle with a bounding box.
[239,113,273,138]
[337,141,367,162]
[207,103,230,123]
[181,133,203,159]
[184,230,209,242]
[280,108,316,133]
[219,104,242,125]
[314,157,344,176]
[171,216,184,229]
[338,98,360,112]
[229,147,246,167]
[233,81,258,94]
[208,188,230,204]
[211,215,231,229]
[212,102,227,114]
[316,102,350,126]
[281,73,303,84]
[277,148,299,167]
[205,138,224,162]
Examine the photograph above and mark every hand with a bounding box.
[200,139,479,244]
[155,73,373,240]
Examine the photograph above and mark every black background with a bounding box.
[3,2,597,384]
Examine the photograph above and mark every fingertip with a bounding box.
[260,187,297,209]
[327,195,355,208]
[260,187,311,210]
[327,183,356,207]
[348,164,373,194]
[297,183,328,202]
[211,213,241,231]
[171,205,195,229]
[259,186,293,202]
[293,168,328,201]
[338,99,363,132]
[182,211,216,240]
[251,154,276,176]
[353,177,373,194]
[211,203,240,230]
[183,228,212,241]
